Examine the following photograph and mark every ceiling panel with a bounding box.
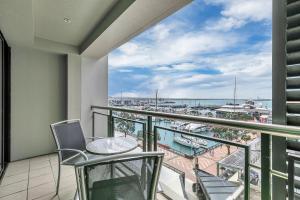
[0,0,34,46]
[34,0,118,46]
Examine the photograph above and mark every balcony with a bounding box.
[89,105,300,200]
[0,0,299,199]
[0,104,299,200]
[0,154,169,200]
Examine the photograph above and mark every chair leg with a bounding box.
[56,163,61,196]
[74,189,78,200]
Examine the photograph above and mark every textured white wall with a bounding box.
[11,46,67,161]
[67,54,81,119]
[81,56,108,138]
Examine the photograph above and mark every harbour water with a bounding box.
[128,120,219,157]
[110,97,272,110]
[168,99,272,110]
[113,98,272,156]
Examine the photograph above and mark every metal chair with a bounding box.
[50,119,103,196]
[74,152,164,200]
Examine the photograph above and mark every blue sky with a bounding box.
[108,0,272,99]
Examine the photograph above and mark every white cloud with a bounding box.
[112,92,140,98]
[110,31,241,69]
[118,69,132,73]
[109,0,272,99]
[173,63,199,71]
[154,66,172,71]
[118,42,139,55]
[204,0,272,31]
[153,63,199,72]
[206,17,246,31]
[118,40,272,99]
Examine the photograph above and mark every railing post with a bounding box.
[147,116,152,151]
[143,123,147,152]
[288,156,295,200]
[108,110,113,137]
[244,146,250,200]
[154,126,158,151]
[92,112,95,138]
[111,116,115,137]
[261,133,271,200]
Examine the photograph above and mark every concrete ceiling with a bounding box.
[0,0,191,57]
[34,0,118,46]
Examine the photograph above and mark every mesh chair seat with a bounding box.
[50,119,104,196]
[75,152,164,200]
[90,175,145,200]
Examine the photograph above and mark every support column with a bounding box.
[81,56,108,138]
[272,0,287,199]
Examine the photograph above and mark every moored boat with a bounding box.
[182,135,208,146]
[173,136,201,148]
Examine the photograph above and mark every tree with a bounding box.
[115,112,135,137]
[212,127,238,155]
[241,134,251,144]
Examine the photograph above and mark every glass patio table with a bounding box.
[86,137,138,155]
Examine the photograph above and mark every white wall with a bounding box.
[67,54,81,119]
[81,56,108,138]
[11,45,67,161]
[10,46,108,160]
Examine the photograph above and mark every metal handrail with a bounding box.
[154,125,248,148]
[91,105,300,138]
[91,105,300,200]
[154,125,251,199]
[113,116,146,125]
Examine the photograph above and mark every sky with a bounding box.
[108,0,272,99]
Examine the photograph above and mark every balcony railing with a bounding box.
[91,105,300,200]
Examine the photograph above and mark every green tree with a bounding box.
[212,127,238,155]
[241,134,251,144]
[115,112,135,137]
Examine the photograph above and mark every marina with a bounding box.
[112,98,271,157]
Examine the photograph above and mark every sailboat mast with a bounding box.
[121,89,123,105]
[155,89,158,111]
[233,76,237,118]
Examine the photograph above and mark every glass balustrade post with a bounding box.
[92,111,95,138]
[143,123,147,152]
[261,133,271,200]
[108,110,113,137]
[111,116,115,137]
[147,116,152,151]
[154,126,158,151]
[244,146,250,200]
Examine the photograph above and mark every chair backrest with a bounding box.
[75,152,164,200]
[50,119,86,161]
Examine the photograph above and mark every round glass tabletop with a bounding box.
[86,137,138,155]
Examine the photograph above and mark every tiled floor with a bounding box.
[0,154,168,200]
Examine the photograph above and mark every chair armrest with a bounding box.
[57,148,88,161]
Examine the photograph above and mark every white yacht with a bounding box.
[174,136,201,148]
[183,123,207,133]
[170,121,189,130]
[182,135,208,146]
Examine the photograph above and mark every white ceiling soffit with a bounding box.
[0,0,34,46]
[0,0,126,54]
[81,0,192,59]
[34,0,118,46]
[0,0,191,55]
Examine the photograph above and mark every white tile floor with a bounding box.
[0,154,168,200]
